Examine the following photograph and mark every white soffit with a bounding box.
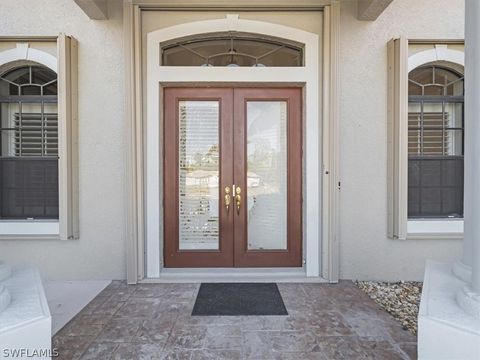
[357,0,394,21]
[73,0,108,20]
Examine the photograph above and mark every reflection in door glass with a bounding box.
[247,101,288,250]
[178,101,219,250]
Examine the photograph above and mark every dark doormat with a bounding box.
[192,283,288,316]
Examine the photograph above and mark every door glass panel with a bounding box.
[178,101,220,250]
[246,101,288,250]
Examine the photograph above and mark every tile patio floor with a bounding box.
[53,281,417,360]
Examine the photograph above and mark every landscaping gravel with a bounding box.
[356,281,422,335]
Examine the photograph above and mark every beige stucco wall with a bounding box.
[0,0,466,281]
[0,0,126,280]
[339,0,465,281]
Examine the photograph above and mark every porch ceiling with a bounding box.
[73,0,108,20]
[357,0,394,21]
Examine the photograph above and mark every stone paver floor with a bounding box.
[53,281,417,359]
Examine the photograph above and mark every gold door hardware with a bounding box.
[235,186,242,214]
[224,186,231,213]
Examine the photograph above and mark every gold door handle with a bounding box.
[224,186,231,213]
[235,186,242,214]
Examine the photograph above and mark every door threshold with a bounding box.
[140,268,329,283]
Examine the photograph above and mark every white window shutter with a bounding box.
[58,34,79,240]
[387,37,408,239]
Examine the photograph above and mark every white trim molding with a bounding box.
[388,38,465,240]
[0,36,78,240]
[407,43,465,239]
[146,14,321,278]
[0,42,59,237]
[130,0,331,9]
[0,221,59,236]
[407,219,464,239]
[408,45,464,72]
[0,43,57,72]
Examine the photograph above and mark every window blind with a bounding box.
[178,101,220,250]
[408,112,451,155]
[14,112,58,157]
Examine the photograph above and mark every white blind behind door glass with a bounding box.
[178,101,220,250]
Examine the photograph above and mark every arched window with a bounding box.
[0,64,58,219]
[408,65,464,218]
[161,32,304,67]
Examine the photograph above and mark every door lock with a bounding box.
[235,186,242,214]
[224,186,231,213]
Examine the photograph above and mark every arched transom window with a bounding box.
[161,32,304,67]
[408,65,464,97]
[0,64,58,219]
[1,65,57,96]
[407,65,464,219]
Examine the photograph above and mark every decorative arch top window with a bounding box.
[1,65,57,97]
[407,65,464,219]
[161,32,304,67]
[408,65,464,97]
[0,64,58,220]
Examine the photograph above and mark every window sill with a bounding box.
[407,219,463,240]
[0,234,60,241]
[0,220,59,236]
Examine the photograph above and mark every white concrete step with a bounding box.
[418,260,480,360]
[0,266,51,360]
[0,285,11,313]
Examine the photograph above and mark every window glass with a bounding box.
[20,85,42,96]
[0,65,58,220]
[247,101,288,250]
[408,81,422,96]
[446,79,464,96]
[407,66,464,219]
[178,101,220,250]
[161,33,303,67]
[409,66,433,85]
[435,67,460,86]
[423,85,444,96]
[31,66,56,85]
[4,67,30,84]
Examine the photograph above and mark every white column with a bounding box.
[453,22,473,283]
[452,161,472,283]
[457,0,480,319]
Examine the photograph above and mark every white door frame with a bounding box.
[145,14,321,278]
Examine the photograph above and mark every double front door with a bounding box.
[164,88,302,267]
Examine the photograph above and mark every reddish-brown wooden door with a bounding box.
[164,87,302,267]
[164,88,234,267]
[233,88,302,267]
